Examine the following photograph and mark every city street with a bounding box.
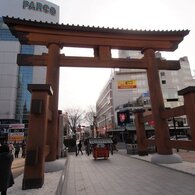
[62,152,195,195]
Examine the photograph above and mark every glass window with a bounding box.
[162,80,166,84]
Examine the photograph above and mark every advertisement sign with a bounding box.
[9,124,25,129]
[117,110,130,126]
[117,80,136,89]
[8,124,25,142]
[8,132,24,142]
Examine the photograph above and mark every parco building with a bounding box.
[0,0,59,122]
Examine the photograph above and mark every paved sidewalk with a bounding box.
[12,157,25,178]
[120,150,195,176]
[61,152,195,195]
[8,158,67,195]
[172,149,195,163]
[10,149,195,194]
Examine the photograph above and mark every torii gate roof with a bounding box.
[3,16,189,51]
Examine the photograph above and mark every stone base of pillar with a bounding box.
[22,178,43,190]
[138,151,148,156]
[151,153,183,164]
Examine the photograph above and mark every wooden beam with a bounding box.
[170,140,194,150]
[17,54,181,70]
[142,114,153,123]
[161,106,185,119]
[98,46,111,60]
[48,109,52,122]
[20,33,176,51]
[3,17,189,52]
[156,58,180,70]
[17,54,47,66]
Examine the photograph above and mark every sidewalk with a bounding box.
[12,157,25,178]
[121,149,195,176]
[9,150,195,195]
[173,149,195,163]
[8,158,67,195]
[61,151,195,195]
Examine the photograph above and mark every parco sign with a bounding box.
[23,0,56,16]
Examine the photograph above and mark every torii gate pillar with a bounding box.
[46,43,61,161]
[22,84,53,189]
[143,49,172,155]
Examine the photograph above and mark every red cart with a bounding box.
[89,138,113,160]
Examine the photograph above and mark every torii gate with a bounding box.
[3,16,189,189]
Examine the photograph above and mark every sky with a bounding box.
[48,0,195,111]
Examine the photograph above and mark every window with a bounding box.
[162,80,166,84]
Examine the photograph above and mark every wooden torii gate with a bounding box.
[3,16,189,189]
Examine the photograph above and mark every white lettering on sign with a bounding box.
[23,0,56,16]
[9,124,25,129]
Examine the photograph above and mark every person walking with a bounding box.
[0,144,14,195]
[14,143,20,158]
[8,143,15,157]
[77,140,83,155]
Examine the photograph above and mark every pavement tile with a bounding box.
[11,149,195,194]
[61,151,195,195]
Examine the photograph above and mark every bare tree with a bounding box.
[64,108,85,133]
[84,106,96,126]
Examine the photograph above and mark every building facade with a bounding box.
[96,50,195,139]
[0,0,59,122]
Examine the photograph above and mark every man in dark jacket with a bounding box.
[77,140,83,155]
[0,144,14,195]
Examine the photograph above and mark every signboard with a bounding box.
[6,123,25,142]
[117,80,136,89]
[117,110,130,126]
[9,124,25,129]
[23,0,57,16]
[8,132,24,142]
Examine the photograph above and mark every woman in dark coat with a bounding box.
[0,144,14,195]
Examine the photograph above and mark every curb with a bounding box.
[55,155,69,195]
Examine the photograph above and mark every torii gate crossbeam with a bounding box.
[17,53,181,70]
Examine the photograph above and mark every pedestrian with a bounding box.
[0,144,14,195]
[77,140,83,155]
[14,143,20,158]
[112,136,118,151]
[8,143,15,157]
[84,139,90,156]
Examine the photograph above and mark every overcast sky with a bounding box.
[48,0,195,111]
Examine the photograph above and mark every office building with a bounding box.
[96,51,195,138]
[0,0,59,122]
